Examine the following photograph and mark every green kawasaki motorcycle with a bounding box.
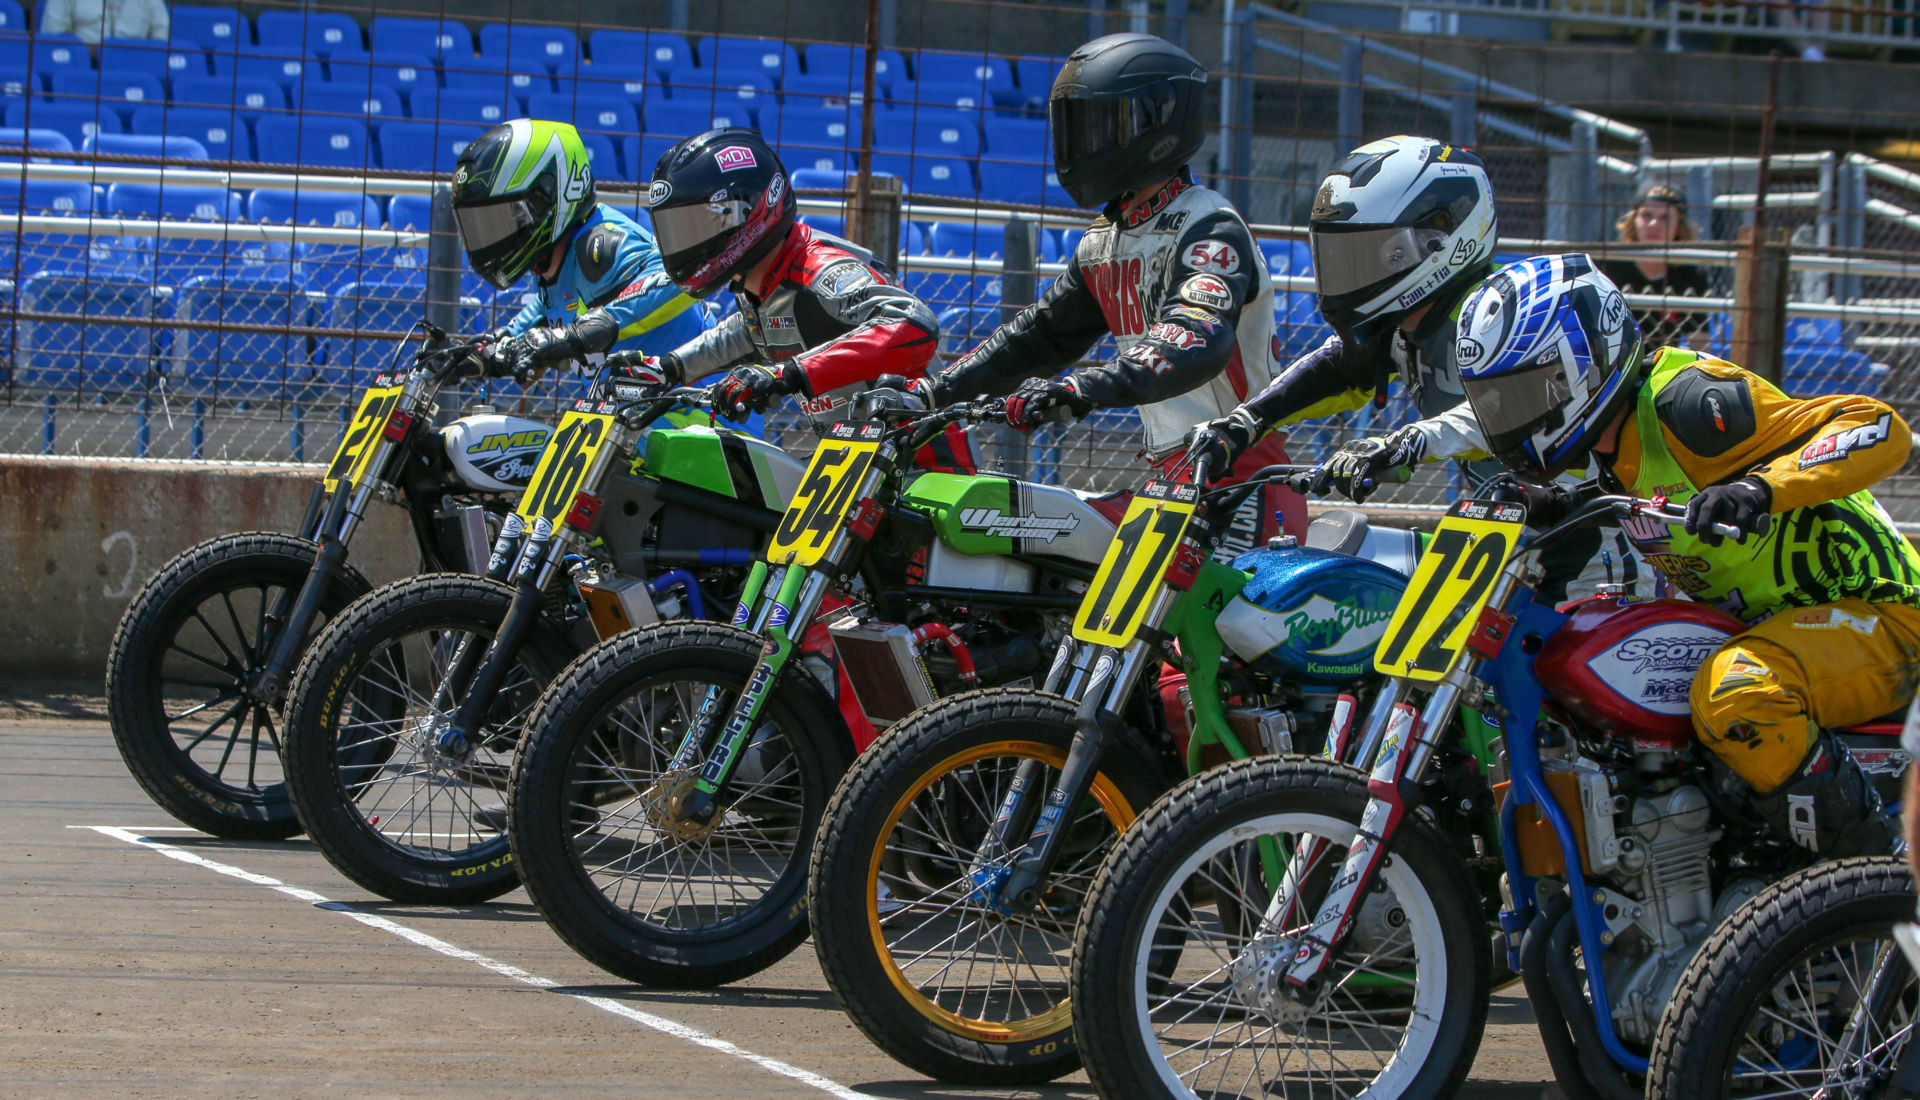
[506,399,1130,988]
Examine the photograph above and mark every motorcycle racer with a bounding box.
[1460,252,1910,859]
[450,119,711,382]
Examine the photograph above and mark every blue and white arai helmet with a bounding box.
[1455,253,1645,480]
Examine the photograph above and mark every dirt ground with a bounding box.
[0,713,1557,1098]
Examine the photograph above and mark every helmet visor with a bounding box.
[650,197,753,265]
[1050,84,1178,168]
[454,198,539,256]
[1310,225,1448,297]
[1461,358,1571,460]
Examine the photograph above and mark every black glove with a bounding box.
[1686,476,1772,546]
[605,352,682,402]
[1004,376,1093,431]
[1184,407,1263,483]
[1310,425,1428,503]
[715,362,800,417]
[510,324,592,383]
[450,328,515,378]
[1490,479,1580,527]
[848,374,933,420]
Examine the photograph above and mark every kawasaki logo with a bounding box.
[1282,595,1393,656]
[958,508,1080,543]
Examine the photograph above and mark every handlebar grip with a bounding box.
[1041,403,1075,426]
[1714,521,1747,542]
[1390,464,1413,484]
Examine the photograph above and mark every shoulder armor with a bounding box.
[1655,365,1756,458]
[575,223,626,284]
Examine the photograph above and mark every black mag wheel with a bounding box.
[509,621,851,988]
[807,688,1167,1086]
[1071,756,1489,1100]
[281,573,577,904]
[1647,856,1919,1100]
[105,532,372,839]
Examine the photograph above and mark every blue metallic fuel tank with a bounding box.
[1217,546,1410,685]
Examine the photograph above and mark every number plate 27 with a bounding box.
[323,382,404,492]
[1071,479,1199,648]
[517,405,615,522]
[768,421,886,567]
[1372,498,1526,681]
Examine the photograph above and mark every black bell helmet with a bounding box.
[1049,33,1208,209]
[647,128,795,299]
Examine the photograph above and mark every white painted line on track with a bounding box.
[78,826,879,1100]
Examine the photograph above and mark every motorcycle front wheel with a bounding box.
[1071,755,1489,1100]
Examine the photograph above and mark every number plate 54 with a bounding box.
[1372,499,1526,681]
[768,422,886,567]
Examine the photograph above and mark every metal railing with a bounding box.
[1269,0,1920,52]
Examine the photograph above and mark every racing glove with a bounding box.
[1489,479,1582,528]
[1004,376,1093,431]
[452,328,518,379]
[605,351,683,402]
[1311,425,1428,503]
[715,361,802,417]
[1183,407,1264,482]
[1686,476,1772,546]
[849,374,933,421]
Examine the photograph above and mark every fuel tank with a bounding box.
[439,414,551,491]
[638,425,805,512]
[1216,547,1409,686]
[900,473,1119,567]
[1534,597,1745,747]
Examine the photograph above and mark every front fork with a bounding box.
[255,482,363,703]
[435,515,554,759]
[669,562,831,829]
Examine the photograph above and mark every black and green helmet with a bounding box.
[450,119,596,290]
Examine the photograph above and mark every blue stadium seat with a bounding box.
[622,135,676,183]
[98,37,209,85]
[1786,316,1844,347]
[252,188,381,293]
[16,270,163,391]
[664,74,776,129]
[936,304,999,357]
[478,23,580,74]
[323,275,427,387]
[386,193,433,230]
[526,91,637,142]
[587,30,691,79]
[374,121,482,174]
[874,111,981,158]
[30,35,92,93]
[886,79,993,112]
[0,0,26,32]
[871,154,977,199]
[129,106,246,160]
[797,213,844,236]
[170,274,318,396]
[48,69,167,123]
[577,130,620,178]
[254,114,369,168]
[432,88,516,128]
[981,118,1047,164]
[169,6,245,52]
[779,104,856,160]
[976,161,1074,208]
[926,221,1007,258]
[2,178,93,214]
[1259,239,1313,278]
[85,132,210,160]
[697,36,799,83]
[790,167,853,190]
[804,44,907,91]
[233,47,317,93]
[367,16,473,64]
[574,62,656,113]
[319,52,439,117]
[913,50,1014,91]
[300,83,405,126]
[170,76,287,123]
[4,100,125,146]
[1015,55,1065,93]
[781,71,870,112]
[641,99,747,141]
[256,10,367,59]
[104,182,260,286]
[780,147,848,173]
[441,63,555,102]
[0,126,74,157]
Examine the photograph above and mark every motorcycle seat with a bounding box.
[1306,509,1370,556]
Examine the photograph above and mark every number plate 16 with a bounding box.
[517,406,615,522]
[1372,498,1526,681]
[1071,479,1199,648]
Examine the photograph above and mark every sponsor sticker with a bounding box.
[767,172,785,204]
[1178,274,1233,311]
[1582,626,1731,715]
[1457,336,1485,366]
[647,179,672,205]
[1147,321,1205,350]
[1799,413,1892,470]
[958,508,1081,543]
[1182,240,1241,275]
[1791,607,1880,635]
[715,146,758,172]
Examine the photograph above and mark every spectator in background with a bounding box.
[41,0,169,44]
[1601,183,1713,352]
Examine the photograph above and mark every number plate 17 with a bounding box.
[1071,479,1199,648]
[1372,499,1526,681]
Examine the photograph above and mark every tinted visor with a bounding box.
[1461,359,1570,455]
[453,198,538,255]
[1050,84,1178,167]
[1310,225,1448,297]
[650,198,753,263]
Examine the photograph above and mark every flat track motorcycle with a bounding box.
[281,377,797,903]
[806,456,1426,1085]
[106,324,549,839]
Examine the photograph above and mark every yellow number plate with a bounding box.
[1372,499,1526,681]
[767,422,886,567]
[1071,480,1200,648]
[516,405,616,522]
[323,382,404,492]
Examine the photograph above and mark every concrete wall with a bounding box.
[0,458,419,681]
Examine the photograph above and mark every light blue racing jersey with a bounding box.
[504,203,710,357]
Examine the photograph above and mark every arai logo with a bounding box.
[958,508,1080,543]
[1282,595,1393,656]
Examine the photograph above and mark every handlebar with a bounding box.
[1530,488,1746,549]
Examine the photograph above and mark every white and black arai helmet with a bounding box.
[1309,135,1497,347]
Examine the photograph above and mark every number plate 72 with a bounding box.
[1372,499,1526,681]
